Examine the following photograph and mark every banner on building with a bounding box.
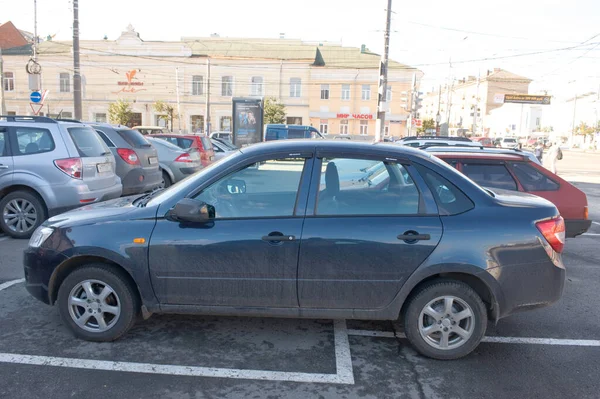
[503,94,551,105]
[232,98,264,146]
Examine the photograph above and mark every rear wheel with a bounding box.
[403,280,487,360]
[160,170,172,188]
[0,190,46,239]
[57,264,139,342]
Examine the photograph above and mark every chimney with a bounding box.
[360,44,366,53]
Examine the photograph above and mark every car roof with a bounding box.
[431,151,526,161]
[132,126,165,129]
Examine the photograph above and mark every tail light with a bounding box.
[584,206,589,220]
[174,153,194,163]
[117,148,140,165]
[536,216,565,253]
[54,158,82,179]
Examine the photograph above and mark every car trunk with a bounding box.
[116,129,160,175]
[67,127,117,190]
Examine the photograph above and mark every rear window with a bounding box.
[510,162,559,191]
[180,138,195,149]
[68,127,109,157]
[462,163,518,191]
[200,137,213,150]
[117,129,151,148]
[504,138,517,143]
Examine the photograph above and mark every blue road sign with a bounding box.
[30,91,42,103]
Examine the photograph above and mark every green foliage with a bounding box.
[575,122,595,135]
[264,97,286,124]
[108,99,133,126]
[417,118,435,134]
[153,100,178,131]
[541,126,554,133]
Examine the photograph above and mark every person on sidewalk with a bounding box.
[546,142,562,174]
[534,141,544,163]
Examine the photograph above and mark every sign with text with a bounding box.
[232,98,264,146]
[336,113,374,120]
[504,94,551,105]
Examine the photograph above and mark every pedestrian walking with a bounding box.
[534,141,544,163]
[546,142,562,175]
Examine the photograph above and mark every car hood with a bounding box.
[45,195,141,228]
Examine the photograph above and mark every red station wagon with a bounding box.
[153,134,215,167]
[429,149,590,237]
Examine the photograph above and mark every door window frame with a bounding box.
[305,151,438,217]
[183,151,315,220]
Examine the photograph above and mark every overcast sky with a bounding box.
[3,0,599,99]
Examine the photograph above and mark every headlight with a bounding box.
[29,227,54,248]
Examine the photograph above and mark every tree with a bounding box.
[541,126,554,133]
[108,99,133,126]
[417,118,435,134]
[153,100,178,132]
[263,97,286,124]
[575,121,595,136]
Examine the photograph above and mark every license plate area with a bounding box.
[96,163,112,173]
[149,156,158,165]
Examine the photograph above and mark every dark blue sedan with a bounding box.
[24,141,566,359]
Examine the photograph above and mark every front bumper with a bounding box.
[565,219,592,238]
[23,246,66,305]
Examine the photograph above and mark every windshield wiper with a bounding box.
[134,188,164,207]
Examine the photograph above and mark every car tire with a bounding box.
[403,279,487,360]
[0,190,47,239]
[57,263,139,342]
[161,170,172,188]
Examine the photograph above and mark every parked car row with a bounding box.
[0,116,226,238]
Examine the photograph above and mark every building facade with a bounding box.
[421,68,532,136]
[2,25,422,140]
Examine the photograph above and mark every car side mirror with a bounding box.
[171,198,215,223]
[226,179,246,194]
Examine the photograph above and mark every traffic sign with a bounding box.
[30,91,42,103]
[415,119,423,128]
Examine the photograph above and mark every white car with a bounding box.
[500,138,520,149]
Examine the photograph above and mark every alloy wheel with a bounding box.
[3,198,38,234]
[68,279,121,333]
[418,295,475,350]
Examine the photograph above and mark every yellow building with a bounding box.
[2,25,421,139]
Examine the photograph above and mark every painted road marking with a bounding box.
[347,330,600,347]
[592,221,600,226]
[0,278,25,292]
[582,233,600,236]
[0,318,355,385]
[0,236,10,243]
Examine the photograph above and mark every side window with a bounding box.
[97,131,115,148]
[194,158,307,218]
[13,127,55,156]
[415,164,474,216]
[316,158,420,216]
[0,130,7,156]
[179,138,194,149]
[462,163,517,191]
[288,129,305,139]
[510,162,559,191]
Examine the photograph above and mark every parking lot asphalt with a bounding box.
[0,158,599,399]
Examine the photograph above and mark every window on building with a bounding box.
[339,119,349,135]
[251,76,263,96]
[359,120,368,135]
[221,76,233,96]
[61,111,73,119]
[94,113,107,123]
[3,72,15,92]
[290,78,301,97]
[220,116,232,132]
[59,73,70,93]
[155,115,167,128]
[384,123,390,136]
[192,75,204,96]
[362,85,371,100]
[317,159,419,216]
[320,84,330,100]
[191,115,204,133]
[319,119,329,135]
[386,86,392,102]
[536,117,541,127]
[286,117,302,125]
[341,84,351,100]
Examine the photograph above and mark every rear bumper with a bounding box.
[565,219,591,237]
[121,168,162,195]
[48,180,123,217]
[490,256,565,320]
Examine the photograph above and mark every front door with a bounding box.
[148,155,311,307]
[298,155,443,309]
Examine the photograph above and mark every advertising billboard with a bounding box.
[232,98,264,146]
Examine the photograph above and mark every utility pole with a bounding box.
[571,94,578,145]
[435,84,441,134]
[204,57,211,134]
[175,67,181,132]
[33,0,38,60]
[73,0,83,120]
[0,48,6,115]
[375,0,392,142]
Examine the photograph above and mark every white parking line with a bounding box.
[582,233,600,236]
[347,329,600,347]
[0,278,25,292]
[0,236,10,243]
[592,221,600,226]
[0,319,355,385]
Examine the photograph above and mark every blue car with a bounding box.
[24,141,566,359]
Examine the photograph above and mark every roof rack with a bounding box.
[423,146,532,157]
[0,115,58,123]
[55,118,82,123]
[418,144,484,150]
[398,135,473,142]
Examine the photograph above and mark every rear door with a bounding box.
[298,154,443,309]
[0,128,13,189]
[66,126,116,190]
[116,129,159,174]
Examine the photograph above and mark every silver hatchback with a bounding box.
[0,116,122,238]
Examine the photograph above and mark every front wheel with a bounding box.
[403,280,487,360]
[57,264,139,342]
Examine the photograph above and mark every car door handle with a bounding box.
[0,165,9,169]
[262,234,296,242]
[397,233,431,241]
